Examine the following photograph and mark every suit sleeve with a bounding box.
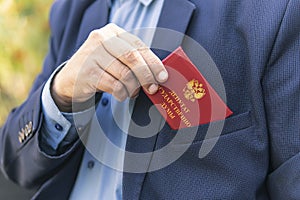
[264,0,300,198]
[0,1,81,189]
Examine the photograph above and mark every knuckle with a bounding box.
[142,71,154,84]
[131,65,154,85]
[89,30,98,36]
[139,47,150,54]
[88,30,100,40]
[105,23,117,29]
[113,80,124,93]
[120,67,134,82]
[122,50,140,66]
[133,39,146,48]
[89,66,102,78]
[140,49,160,65]
[95,71,106,88]
[122,71,140,97]
[130,88,140,98]
[112,81,127,101]
[128,85,140,97]
[148,56,160,66]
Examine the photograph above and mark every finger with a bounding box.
[93,45,140,97]
[106,59,141,97]
[96,68,128,102]
[109,24,147,48]
[100,26,158,94]
[109,24,168,83]
[136,47,168,83]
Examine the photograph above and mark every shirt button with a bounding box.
[87,161,95,169]
[101,98,109,106]
[55,123,63,131]
[77,125,83,133]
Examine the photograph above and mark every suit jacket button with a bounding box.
[28,121,33,130]
[25,125,29,137]
[18,135,23,143]
[18,131,25,143]
[25,123,32,137]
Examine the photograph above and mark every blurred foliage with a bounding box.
[0,0,53,125]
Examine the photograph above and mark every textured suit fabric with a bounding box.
[1,0,300,199]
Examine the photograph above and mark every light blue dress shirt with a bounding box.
[41,0,164,199]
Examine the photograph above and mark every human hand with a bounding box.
[51,23,168,112]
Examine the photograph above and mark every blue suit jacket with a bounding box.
[1,0,300,199]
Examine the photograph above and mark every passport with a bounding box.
[145,47,233,130]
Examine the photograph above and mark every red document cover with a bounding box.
[145,47,233,130]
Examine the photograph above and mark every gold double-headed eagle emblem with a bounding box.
[183,79,206,102]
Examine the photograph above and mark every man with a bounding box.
[1,0,300,199]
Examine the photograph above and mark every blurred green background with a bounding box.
[0,1,53,198]
[0,0,52,126]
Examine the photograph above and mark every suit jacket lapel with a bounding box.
[123,0,196,199]
[152,0,196,59]
[75,0,110,49]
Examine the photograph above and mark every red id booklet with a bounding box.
[145,47,233,130]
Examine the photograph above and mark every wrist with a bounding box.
[51,83,101,113]
[51,83,73,112]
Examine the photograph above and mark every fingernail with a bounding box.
[148,84,158,94]
[158,71,168,82]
